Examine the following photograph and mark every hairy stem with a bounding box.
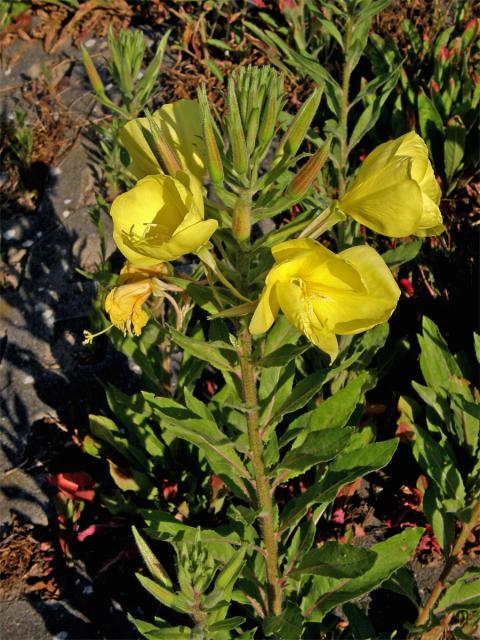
[237,328,282,616]
[338,16,353,197]
[415,498,480,630]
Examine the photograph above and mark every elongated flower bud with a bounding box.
[258,81,278,145]
[144,111,182,176]
[198,87,223,184]
[287,138,331,197]
[246,107,260,154]
[276,88,323,159]
[81,45,106,95]
[227,77,248,175]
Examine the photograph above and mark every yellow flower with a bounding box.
[120,100,205,183]
[105,278,153,336]
[111,170,218,267]
[249,238,400,362]
[104,262,172,337]
[338,132,443,237]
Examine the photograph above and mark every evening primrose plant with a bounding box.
[84,67,445,638]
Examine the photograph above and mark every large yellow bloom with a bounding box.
[338,132,443,237]
[120,100,205,183]
[249,238,400,362]
[111,170,218,267]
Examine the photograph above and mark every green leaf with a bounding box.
[143,510,238,563]
[417,91,444,156]
[204,548,247,609]
[89,414,150,470]
[292,542,376,579]
[382,239,423,268]
[132,526,172,588]
[435,568,480,614]
[277,428,353,480]
[382,567,419,606]
[129,616,190,640]
[263,603,304,640]
[143,393,251,498]
[348,69,399,151]
[411,421,465,505]
[280,372,375,447]
[169,327,235,372]
[444,117,466,191]
[258,343,310,367]
[270,369,328,425]
[280,439,398,531]
[208,617,246,632]
[418,317,462,391]
[342,603,376,639]
[136,574,192,614]
[302,528,423,621]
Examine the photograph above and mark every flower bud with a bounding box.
[287,138,331,197]
[81,45,106,95]
[246,107,260,154]
[275,88,322,159]
[198,86,223,184]
[257,84,278,146]
[145,111,182,176]
[227,77,248,175]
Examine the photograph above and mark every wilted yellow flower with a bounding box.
[120,100,205,182]
[111,170,218,267]
[249,238,400,362]
[338,132,443,237]
[105,278,153,336]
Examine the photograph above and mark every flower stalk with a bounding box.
[237,328,282,617]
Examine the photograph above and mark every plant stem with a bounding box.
[415,498,480,629]
[338,16,353,197]
[237,328,282,616]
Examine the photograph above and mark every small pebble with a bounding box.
[85,38,96,48]
[36,231,43,238]
[4,68,11,77]
[64,198,72,205]
[3,229,17,240]
[130,363,142,375]
[82,585,94,595]
[53,632,68,640]
[22,375,34,385]
[62,210,71,219]
[22,239,34,248]
[50,167,62,176]
[42,308,55,328]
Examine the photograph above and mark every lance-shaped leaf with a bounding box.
[136,573,192,615]
[143,393,251,498]
[204,547,247,608]
[280,439,398,531]
[435,568,480,614]
[276,428,353,481]
[169,327,235,372]
[132,526,172,588]
[270,370,328,425]
[280,372,375,448]
[302,528,423,621]
[292,541,376,579]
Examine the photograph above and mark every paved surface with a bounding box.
[0,31,133,640]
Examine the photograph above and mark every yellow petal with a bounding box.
[120,100,205,182]
[105,279,153,336]
[339,156,423,236]
[275,280,339,362]
[249,282,279,334]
